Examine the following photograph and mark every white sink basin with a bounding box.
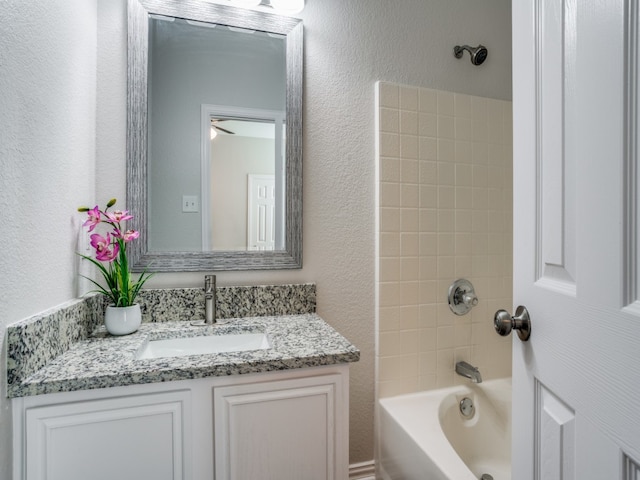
[137,332,270,360]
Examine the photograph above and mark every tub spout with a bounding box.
[455,361,482,383]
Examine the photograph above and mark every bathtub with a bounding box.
[378,378,511,480]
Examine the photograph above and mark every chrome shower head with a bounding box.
[454,44,488,66]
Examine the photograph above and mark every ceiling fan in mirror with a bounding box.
[210,119,235,139]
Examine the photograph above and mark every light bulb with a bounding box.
[210,127,218,140]
[230,0,261,7]
[270,0,304,14]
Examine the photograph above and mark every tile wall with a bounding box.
[376,81,513,398]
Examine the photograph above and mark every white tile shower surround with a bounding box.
[376,82,513,398]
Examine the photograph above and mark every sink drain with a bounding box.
[480,474,494,480]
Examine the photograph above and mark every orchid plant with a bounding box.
[78,198,152,307]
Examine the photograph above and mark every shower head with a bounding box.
[454,44,488,66]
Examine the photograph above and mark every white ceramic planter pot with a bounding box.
[104,304,142,336]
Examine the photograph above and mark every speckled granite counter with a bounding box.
[7,284,360,398]
[8,313,359,398]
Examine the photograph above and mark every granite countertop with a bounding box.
[9,313,360,398]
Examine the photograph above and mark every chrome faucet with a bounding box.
[455,361,482,383]
[204,274,216,324]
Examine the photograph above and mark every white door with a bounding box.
[247,174,275,251]
[512,0,640,478]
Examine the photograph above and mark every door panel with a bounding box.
[536,382,575,480]
[625,0,640,310]
[537,0,577,292]
[513,0,640,478]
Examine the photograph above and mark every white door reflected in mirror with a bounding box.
[247,174,276,251]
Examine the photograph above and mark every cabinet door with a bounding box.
[24,390,191,480]
[214,373,347,480]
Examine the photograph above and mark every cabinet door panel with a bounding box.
[214,374,346,480]
[25,390,190,480]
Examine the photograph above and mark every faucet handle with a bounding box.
[461,292,478,307]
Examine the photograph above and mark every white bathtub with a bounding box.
[378,378,511,480]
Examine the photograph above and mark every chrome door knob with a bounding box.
[494,305,531,341]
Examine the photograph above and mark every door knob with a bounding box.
[494,305,531,341]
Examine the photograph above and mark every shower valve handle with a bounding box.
[448,279,478,316]
[494,306,531,341]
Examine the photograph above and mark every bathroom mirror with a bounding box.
[127,0,302,271]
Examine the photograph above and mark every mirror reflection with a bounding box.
[147,17,286,253]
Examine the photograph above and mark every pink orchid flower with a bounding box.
[106,210,133,223]
[114,229,140,243]
[90,233,119,262]
[77,198,153,308]
[82,206,101,232]
[97,243,119,262]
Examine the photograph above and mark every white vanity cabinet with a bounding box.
[12,365,349,480]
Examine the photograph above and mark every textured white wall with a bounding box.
[0,1,98,478]
[0,1,511,474]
